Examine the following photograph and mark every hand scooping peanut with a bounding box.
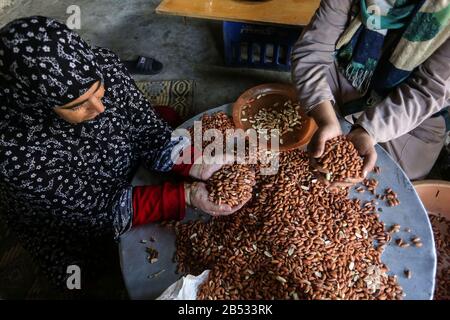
[311,135,366,190]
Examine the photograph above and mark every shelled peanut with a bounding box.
[188,112,235,150]
[384,188,400,207]
[242,100,302,143]
[315,136,364,182]
[430,214,450,300]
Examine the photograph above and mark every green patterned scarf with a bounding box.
[336,0,450,107]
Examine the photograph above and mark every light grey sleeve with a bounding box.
[356,39,450,143]
[291,0,352,113]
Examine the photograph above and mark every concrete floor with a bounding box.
[0,0,291,115]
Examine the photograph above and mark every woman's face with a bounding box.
[53,81,106,124]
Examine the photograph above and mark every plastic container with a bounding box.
[223,21,302,71]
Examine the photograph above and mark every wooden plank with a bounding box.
[156,0,320,26]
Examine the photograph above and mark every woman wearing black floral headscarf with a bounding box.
[0,16,249,294]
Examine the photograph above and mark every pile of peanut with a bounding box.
[207,164,256,207]
[431,214,450,300]
[188,112,235,150]
[315,136,363,182]
[170,113,402,300]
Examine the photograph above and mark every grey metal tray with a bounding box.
[119,103,436,300]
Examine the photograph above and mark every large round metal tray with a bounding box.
[119,103,436,300]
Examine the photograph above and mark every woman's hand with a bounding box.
[347,126,377,178]
[185,182,248,217]
[308,101,342,158]
[188,153,237,181]
[322,127,376,192]
[307,102,377,190]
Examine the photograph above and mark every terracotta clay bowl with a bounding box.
[232,83,317,152]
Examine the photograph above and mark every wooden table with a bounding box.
[156,0,320,26]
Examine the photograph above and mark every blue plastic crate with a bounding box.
[223,21,302,71]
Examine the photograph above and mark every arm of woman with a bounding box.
[291,0,352,159]
[131,181,246,227]
[93,51,249,228]
[291,0,352,114]
[355,39,450,143]
[96,48,189,173]
[124,82,184,173]
[131,182,186,226]
[113,56,231,180]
